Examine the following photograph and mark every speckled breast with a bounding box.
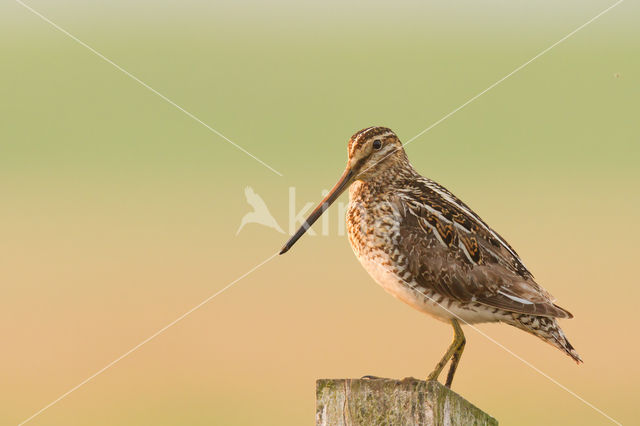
[346,182,400,261]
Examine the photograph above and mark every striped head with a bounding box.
[347,126,408,180]
[280,126,408,254]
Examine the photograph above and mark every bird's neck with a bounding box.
[351,160,418,200]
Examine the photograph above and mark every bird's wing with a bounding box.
[395,179,572,319]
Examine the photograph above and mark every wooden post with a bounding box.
[316,378,497,426]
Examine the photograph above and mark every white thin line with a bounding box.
[403,0,625,148]
[381,266,621,425]
[17,251,280,426]
[14,0,283,177]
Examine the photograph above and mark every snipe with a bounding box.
[280,126,581,387]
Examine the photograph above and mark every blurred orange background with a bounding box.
[1,1,639,424]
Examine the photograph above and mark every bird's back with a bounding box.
[347,172,573,321]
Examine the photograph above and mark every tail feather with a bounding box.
[508,314,582,363]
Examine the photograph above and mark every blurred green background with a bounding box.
[1,0,639,424]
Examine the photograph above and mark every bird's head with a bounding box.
[279,126,407,254]
[346,126,407,181]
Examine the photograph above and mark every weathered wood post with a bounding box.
[316,378,497,426]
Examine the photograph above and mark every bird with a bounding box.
[279,126,581,388]
[236,186,285,235]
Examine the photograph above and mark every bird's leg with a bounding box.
[427,319,464,385]
[444,319,466,388]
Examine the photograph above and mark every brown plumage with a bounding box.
[281,126,581,388]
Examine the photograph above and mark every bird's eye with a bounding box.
[372,139,382,150]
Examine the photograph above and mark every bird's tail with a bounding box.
[508,314,582,363]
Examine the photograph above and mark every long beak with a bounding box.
[279,167,354,254]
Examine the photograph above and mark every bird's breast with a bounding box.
[346,188,400,260]
[346,186,422,309]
